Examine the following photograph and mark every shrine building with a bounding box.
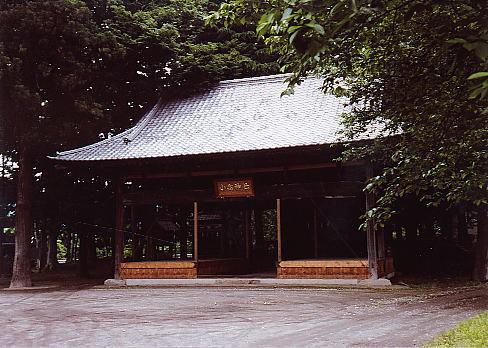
[51,74,394,283]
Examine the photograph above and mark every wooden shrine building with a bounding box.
[51,74,394,281]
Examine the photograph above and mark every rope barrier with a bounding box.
[75,221,179,246]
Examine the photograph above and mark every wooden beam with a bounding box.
[193,201,198,262]
[113,177,124,279]
[239,166,284,174]
[123,189,212,205]
[287,160,366,171]
[192,169,234,176]
[122,260,196,269]
[124,172,187,180]
[261,182,363,199]
[122,181,364,205]
[123,160,368,180]
[280,259,369,268]
[277,198,282,262]
[365,163,378,279]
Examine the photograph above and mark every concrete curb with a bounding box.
[1,285,59,291]
[105,278,392,287]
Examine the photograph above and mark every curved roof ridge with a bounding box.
[124,99,164,142]
[51,100,163,158]
[218,73,292,87]
[49,129,132,158]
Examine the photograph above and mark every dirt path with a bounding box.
[0,285,486,347]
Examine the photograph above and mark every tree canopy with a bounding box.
[208,0,488,219]
[208,0,488,280]
[0,0,279,153]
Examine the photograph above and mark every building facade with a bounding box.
[52,74,393,281]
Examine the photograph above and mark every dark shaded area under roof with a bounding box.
[51,74,370,162]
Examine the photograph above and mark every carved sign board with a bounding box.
[214,178,254,198]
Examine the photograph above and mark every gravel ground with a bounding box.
[0,284,486,347]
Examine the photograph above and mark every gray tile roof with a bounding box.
[52,74,362,162]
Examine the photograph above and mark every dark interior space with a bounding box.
[281,197,367,261]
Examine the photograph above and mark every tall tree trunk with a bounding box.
[473,204,487,281]
[10,148,33,288]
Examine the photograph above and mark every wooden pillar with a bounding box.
[179,208,189,260]
[365,164,378,279]
[193,201,198,262]
[277,198,282,263]
[78,224,89,278]
[221,210,229,258]
[313,207,319,258]
[254,206,264,258]
[245,209,251,259]
[146,221,156,261]
[130,206,137,260]
[113,178,124,280]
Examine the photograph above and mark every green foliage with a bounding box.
[56,238,67,261]
[0,0,112,154]
[210,0,488,226]
[424,311,488,347]
[0,0,279,152]
[3,227,14,235]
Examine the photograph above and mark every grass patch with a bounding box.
[424,311,488,347]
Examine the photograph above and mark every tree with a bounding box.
[0,0,278,287]
[0,0,115,287]
[208,0,488,280]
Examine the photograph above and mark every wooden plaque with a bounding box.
[215,178,254,198]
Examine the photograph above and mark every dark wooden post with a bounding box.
[245,209,251,259]
[313,207,319,258]
[365,164,378,279]
[130,206,137,260]
[113,177,124,279]
[254,206,264,261]
[146,223,156,261]
[79,224,89,278]
[277,198,282,263]
[193,201,198,262]
[179,207,189,260]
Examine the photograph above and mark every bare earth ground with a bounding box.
[0,277,486,348]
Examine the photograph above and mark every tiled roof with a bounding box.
[52,74,363,162]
